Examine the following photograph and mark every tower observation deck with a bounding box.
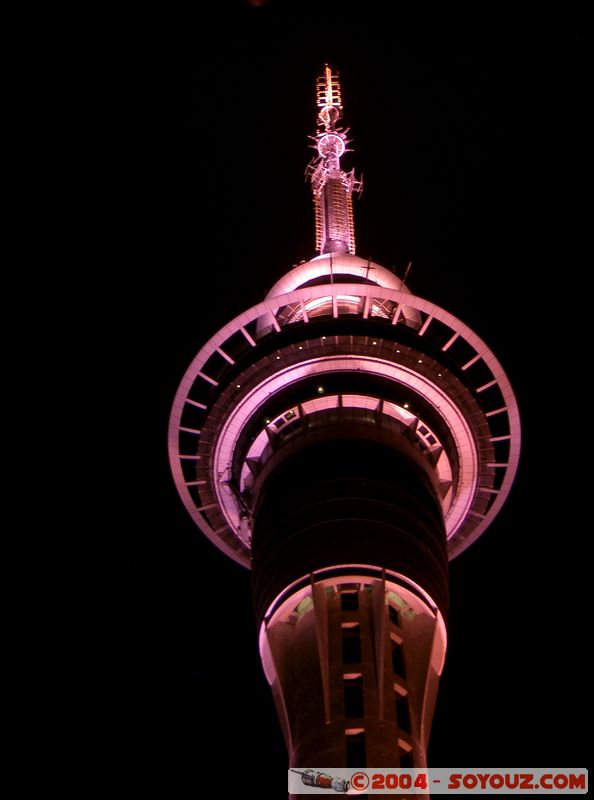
[168,66,520,787]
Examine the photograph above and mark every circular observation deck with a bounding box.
[169,255,520,568]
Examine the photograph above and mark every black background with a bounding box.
[89,10,588,796]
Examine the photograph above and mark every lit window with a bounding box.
[295,596,314,617]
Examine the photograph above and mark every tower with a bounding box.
[168,65,520,780]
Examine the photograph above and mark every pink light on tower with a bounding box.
[168,65,520,794]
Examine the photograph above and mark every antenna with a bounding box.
[306,65,362,255]
[403,260,413,284]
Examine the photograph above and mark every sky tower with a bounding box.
[168,65,520,780]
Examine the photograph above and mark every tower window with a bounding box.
[391,637,405,677]
[345,730,366,768]
[343,674,364,719]
[388,604,399,626]
[341,591,359,611]
[399,739,413,768]
[395,689,411,734]
[342,622,361,663]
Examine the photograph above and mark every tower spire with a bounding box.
[307,65,362,255]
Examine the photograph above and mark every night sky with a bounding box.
[93,14,587,796]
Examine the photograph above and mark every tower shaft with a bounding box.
[254,437,447,774]
[261,572,446,771]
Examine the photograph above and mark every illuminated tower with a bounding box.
[168,66,520,776]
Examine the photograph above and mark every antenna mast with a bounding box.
[307,65,362,255]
